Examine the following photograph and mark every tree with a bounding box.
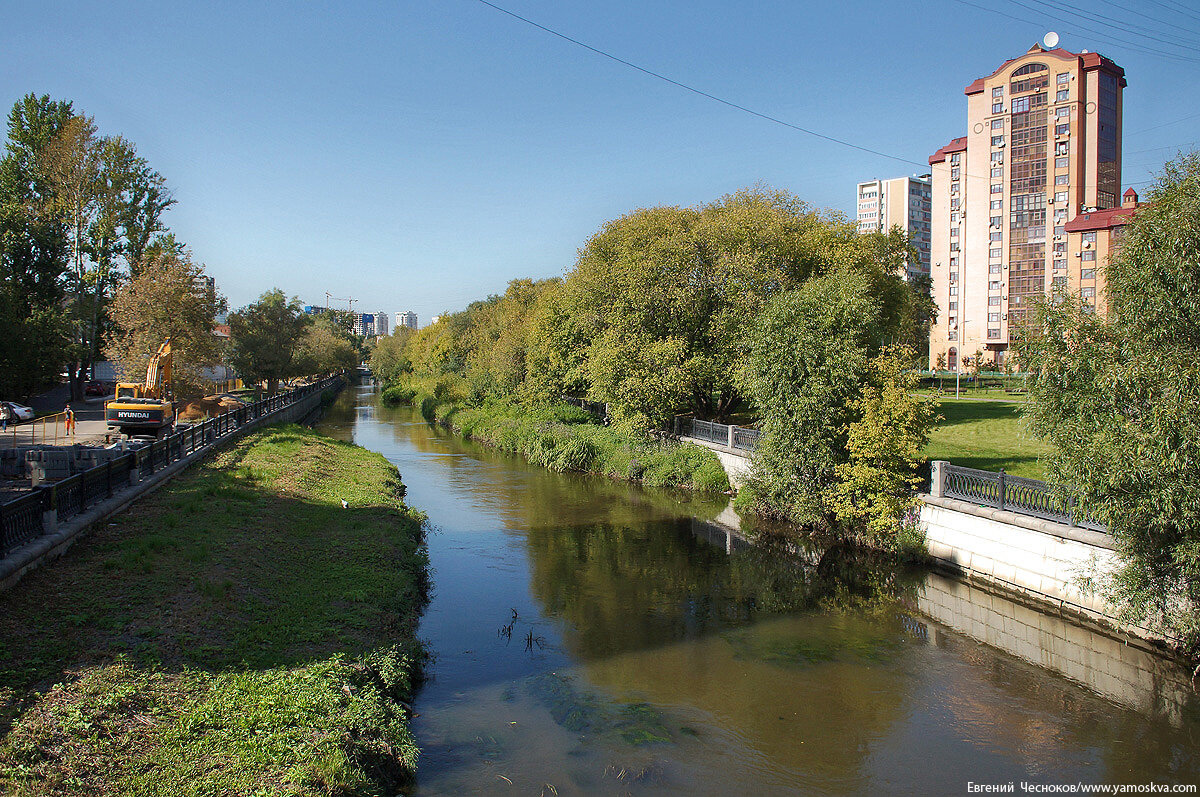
[104,247,225,399]
[0,94,74,397]
[738,271,882,526]
[294,314,359,376]
[228,290,308,393]
[830,347,937,550]
[370,327,416,385]
[1017,152,1200,651]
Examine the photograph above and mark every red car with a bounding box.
[85,380,109,396]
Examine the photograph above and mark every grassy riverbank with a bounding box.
[382,380,730,494]
[0,425,429,795]
[923,398,1051,480]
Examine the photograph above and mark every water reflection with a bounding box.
[317,385,1200,795]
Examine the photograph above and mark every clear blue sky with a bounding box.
[4,1,1198,324]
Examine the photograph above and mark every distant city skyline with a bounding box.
[4,2,1197,324]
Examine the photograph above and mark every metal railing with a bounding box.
[941,463,1105,532]
[676,417,759,452]
[0,375,343,558]
[562,396,609,421]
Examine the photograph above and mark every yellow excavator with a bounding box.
[105,339,176,438]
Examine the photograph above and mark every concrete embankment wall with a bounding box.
[677,436,753,488]
[0,380,343,594]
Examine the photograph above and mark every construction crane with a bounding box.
[325,292,357,313]
[104,339,176,438]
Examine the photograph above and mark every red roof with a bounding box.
[1063,206,1137,233]
[929,136,968,166]
[964,45,1126,95]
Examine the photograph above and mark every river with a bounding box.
[318,383,1199,795]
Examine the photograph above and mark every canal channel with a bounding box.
[318,382,1199,795]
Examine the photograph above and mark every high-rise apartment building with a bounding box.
[928,43,1125,370]
[395,311,418,330]
[856,175,933,279]
[375,312,389,337]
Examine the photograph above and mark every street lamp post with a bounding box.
[956,319,971,399]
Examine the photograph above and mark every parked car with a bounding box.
[85,380,109,396]
[0,401,35,422]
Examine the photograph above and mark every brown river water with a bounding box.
[318,383,1199,795]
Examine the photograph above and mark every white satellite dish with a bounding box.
[1044,31,1060,48]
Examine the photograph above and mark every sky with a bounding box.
[4,0,1199,325]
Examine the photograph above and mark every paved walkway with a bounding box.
[2,386,111,449]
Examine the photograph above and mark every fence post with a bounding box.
[41,485,57,535]
[727,424,735,449]
[931,461,947,498]
[997,469,1007,511]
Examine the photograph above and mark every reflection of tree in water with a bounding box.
[523,516,926,661]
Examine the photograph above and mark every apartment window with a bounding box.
[991,118,1005,129]
[949,272,958,282]
[1053,241,1067,254]
[950,212,959,223]
[993,102,1003,113]
[990,215,1002,227]
[988,329,1001,339]
[951,153,961,164]
[951,183,960,195]
[1055,191,1068,203]
[1056,89,1069,102]
[1052,276,1068,288]
[991,183,1003,194]
[1055,208,1068,221]
[988,296,1001,306]
[990,280,1002,290]
[1054,225,1065,235]
[1055,141,1068,155]
[1055,174,1069,185]
[1057,72,1069,84]
[989,312,1001,322]
[1081,250,1096,261]
[991,167,1003,178]
[1056,124,1069,135]
[991,200,1003,210]
[950,227,959,237]
[1012,96,1030,113]
[990,247,1003,258]
[1054,259,1066,270]
[990,231,1002,241]
[990,264,1002,273]
[951,198,960,209]
[950,257,959,266]
[1082,231,1097,243]
[991,152,1004,164]
[950,241,959,251]
[949,302,959,310]
[1082,287,1096,298]
[993,86,1004,97]
[992,135,1005,147]
[950,286,958,295]
[1056,106,1070,117]
[951,167,961,179]
[1056,156,1069,169]
[1081,268,1096,280]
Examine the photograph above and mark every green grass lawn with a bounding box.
[923,398,1053,480]
[0,424,429,796]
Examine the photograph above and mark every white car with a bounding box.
[0,401,35,422]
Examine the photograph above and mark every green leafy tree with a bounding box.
[294,314,359,377]
[1018,152,1200,651]
[104,247,226,398]
[831,347,937,549]
[370,327,415,385]
[739,271,882,526]
[0,94,74,397]
[228,290,308,394]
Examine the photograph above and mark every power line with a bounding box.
[1091,0,1200,39]
[1129,111,1200,135]
[1003,0,1200,63]
[1033,0,1200,51]
[470,0,926,169]
[1140,0,1200,27]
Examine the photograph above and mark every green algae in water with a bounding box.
[724,629,904,668]
[525,673,676,747]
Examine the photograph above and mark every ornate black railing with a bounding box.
[941,463,1105,532]
[677,417,759,452]
[0,375,343,558]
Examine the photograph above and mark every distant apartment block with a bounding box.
[395,311,418,330]
[375,311,389,337]
[928,43,1126,371]
[1062,188,1140,315]
[856,175,933,279]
